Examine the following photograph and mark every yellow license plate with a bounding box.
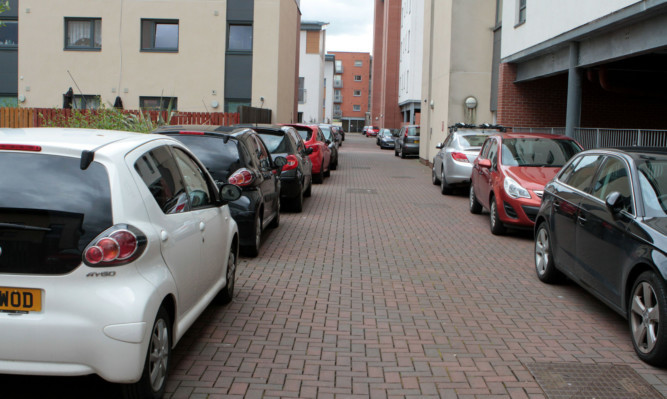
[0,287,42,312]
[414,140,420,144]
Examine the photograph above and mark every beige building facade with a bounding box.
[18,0,300,123]
[420,0,496,163]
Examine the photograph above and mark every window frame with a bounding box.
[353,105,361,112]
[354,75,362,82]
[0,18,18,48]
[64,17,101,51]
[516,0,526,27]
[227,23,253,53]
[353,90,361,97]
[354,60,363,67]
[72,94,101,110]
[139,96,178,111]
[141,19,179,52]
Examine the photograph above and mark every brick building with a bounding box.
[329,52,371,132]
[371,0,402,130]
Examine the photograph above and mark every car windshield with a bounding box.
[638,158,667,217]
[320,127,333,141]
[380,129,391,136]
[459,134,488,149]
[500,138,581,167]
[259,134,290,154]
[406,127,420,137]
[169,135,242,182]
[0,152,112,274]
[296,128,312,141]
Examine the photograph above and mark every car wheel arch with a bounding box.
[625,262,661,314]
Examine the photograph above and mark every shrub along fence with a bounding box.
[0,107,240,129]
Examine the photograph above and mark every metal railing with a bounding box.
[333,94,342,103]
[511,127,667,150]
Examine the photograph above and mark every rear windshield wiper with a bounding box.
[0,223,52,232]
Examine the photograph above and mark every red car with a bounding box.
[469,132,582,235]
[365,126,379,137]
[282,124,331,183]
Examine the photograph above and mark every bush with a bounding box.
[39,105,172,133]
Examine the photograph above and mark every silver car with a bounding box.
[432,126,502,194]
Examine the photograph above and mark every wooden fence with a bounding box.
[0,108,240,129]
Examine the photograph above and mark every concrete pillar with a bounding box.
[565,42,582,138]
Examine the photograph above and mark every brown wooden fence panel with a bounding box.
[0,108,35,128]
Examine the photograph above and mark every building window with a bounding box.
[354,75,362,81]
[141,19,179,51]
[228,24,252,51]
[65,18,101,50]
[298,77,305,104]
[0,20,18,47]
[354,60,362,67]
[353,90,361,97]
[225,99,250,113]
[335,60,343,74]
[353,105,361,112]
[73,95,100,110]
[334,89,342,103]
[140,96,178,111]
[333,75,342,88]
[0,96,18,107]
[517,0,526,25]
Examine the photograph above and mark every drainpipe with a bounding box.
[565,42,582,138]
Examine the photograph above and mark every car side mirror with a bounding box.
[273,156,288,169]
[436,143,443,149]
[605,191,624,214]
[305,147,314,155]
[478,159,492,169]
[219,183,242,204]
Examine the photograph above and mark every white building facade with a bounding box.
[297,21,327,124]
[398,0,423,125]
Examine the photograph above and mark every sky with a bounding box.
[299,0,374,54]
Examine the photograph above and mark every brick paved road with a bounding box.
[4,133,667,398]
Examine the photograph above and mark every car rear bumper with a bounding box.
[402,143,420,154]
[280,177,301,198]
[443,160,474,185]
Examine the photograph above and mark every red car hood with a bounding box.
[504,166,560,190]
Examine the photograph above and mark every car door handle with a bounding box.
[199,222,206,232]
[577,215,587,225]
[160,230,169,242]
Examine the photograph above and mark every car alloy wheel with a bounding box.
[432,167,440,185]
[534,224,562,283]
[489,197,507,235]
[469,186,482,214]
[440,170,452,195]
[242,212,261,257]
[629,271,667,366]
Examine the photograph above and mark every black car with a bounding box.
[250,124,313,212]
[534,147,667,366]
[154,125,285,257]
[318,124,339,170]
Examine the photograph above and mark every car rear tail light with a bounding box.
[282,155,298,171]
[0,144,42,152]
[83,225,147,267]
[228,168,254,186]
[178,131,205,135]
[450,152,470,162]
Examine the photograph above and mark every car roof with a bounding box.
[0,127,168,158]
[492,132,573,140]
[154,125,253,138]
[585,147,667,160]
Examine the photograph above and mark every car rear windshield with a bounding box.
[459,134,488,148]
[0,152,112,274]
[500,138,581,167]
[406,127,420,136]
[168,135,242,182]
[296,128,313,141]
[638,158,667,217]
[258,133,291,154]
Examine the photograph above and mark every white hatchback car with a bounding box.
[0,128,242,398]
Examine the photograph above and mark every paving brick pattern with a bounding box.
[165,134,667,398]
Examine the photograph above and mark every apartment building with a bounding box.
[371,0,402,130]
[329,52,371,132]
[398,0,423,126]
[420,0,497,162]
[14,0,300,122]
[297,21,327,123]
[497,0,667,134]
[323,54,335,123]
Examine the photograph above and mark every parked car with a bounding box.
[251,124,313,212]
[365,126,380,137]
[377,128,398,149]
[283,123,332,184]
[319,124,339,171]
[534,147,667,366]
[469,132,582,235]
[432,125,504,194]
[0,127,242,398]
[154,125,285,257]
[336,125,346,141]
[394,125,420,158]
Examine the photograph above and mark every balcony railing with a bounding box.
[333,95,342,103]
[512,127,667,150]
[333,81,343,89]
[335,65,343,74]
[298,88,307,104]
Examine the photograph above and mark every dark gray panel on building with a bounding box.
[490,28,501,111]
[225,54,252,99]
[0,51,17,94]
[227,0,254,21]
[5,0,18,18]
[516,46,570,82]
